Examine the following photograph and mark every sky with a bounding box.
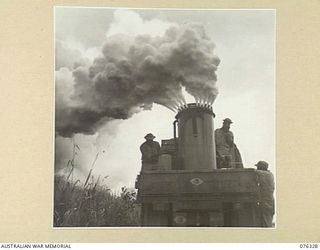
[55,8,275,192]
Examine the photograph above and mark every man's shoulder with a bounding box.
[215,128,231,134]
[141,141,160,147]
[257,170,274,179]
[140,141,148,147]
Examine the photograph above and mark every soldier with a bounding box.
[140,133,161,165]
[255,161,275,227]
[215,118,243,168]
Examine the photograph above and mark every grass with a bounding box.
[54,142,140,227]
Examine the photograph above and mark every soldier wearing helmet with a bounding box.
[215,118,243,168]
[255,161,275,227]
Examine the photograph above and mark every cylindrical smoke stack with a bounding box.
[175,103,216,170]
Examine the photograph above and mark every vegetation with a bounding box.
[54,143,140,227]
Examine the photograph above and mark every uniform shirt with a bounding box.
[257,170,275,225]
[140,140,161,163]
[257,170,275,202]
[215,128,234,156]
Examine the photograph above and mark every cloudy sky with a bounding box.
[55,8,275,192]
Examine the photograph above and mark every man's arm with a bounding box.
[214,129,219,145]
[155,141,161,151]
[140,142,152,160]
[226,131,234,147]
[140,143,146,153]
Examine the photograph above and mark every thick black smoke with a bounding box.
[55,23,220,137]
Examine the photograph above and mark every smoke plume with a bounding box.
[56,21,220,137]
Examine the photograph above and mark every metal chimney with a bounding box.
[175,103,217,170]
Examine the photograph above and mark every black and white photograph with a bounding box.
[54,7,275,227]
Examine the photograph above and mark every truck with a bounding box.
[135,103,275,227]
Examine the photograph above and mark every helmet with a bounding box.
[255,161,269,170]
[223,118,233,124]
[144,133,156,140]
